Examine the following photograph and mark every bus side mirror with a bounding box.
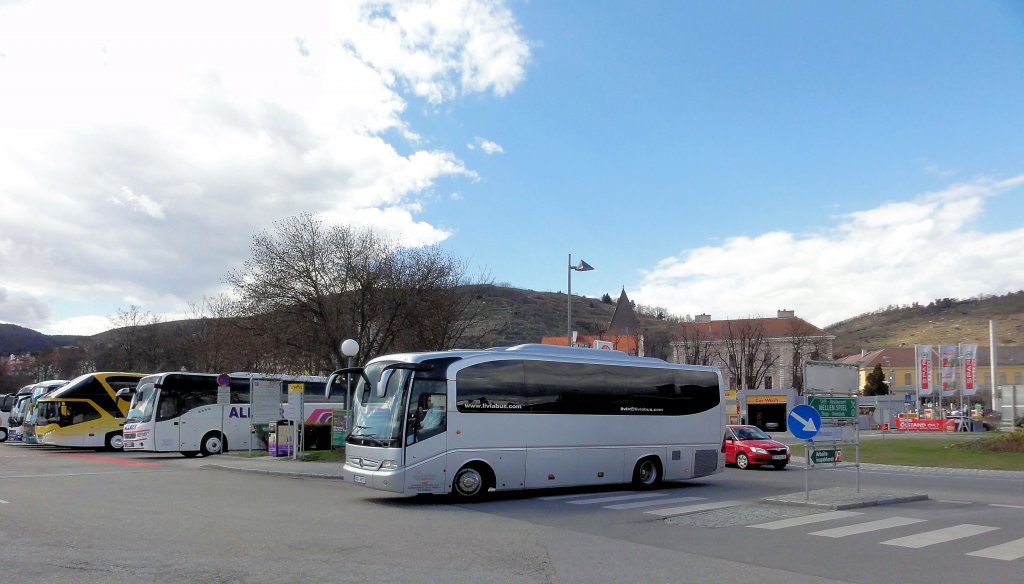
[325,374,338,399]
[115,387,134,401]
[377,370,393,399]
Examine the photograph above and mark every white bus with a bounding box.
[333,344,726,499]
[121,372,338,456]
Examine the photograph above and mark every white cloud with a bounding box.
[0,0,530,335]
[480,139,505,155]
[636,175,1024,328]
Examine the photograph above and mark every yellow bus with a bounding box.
[35,372,146,450]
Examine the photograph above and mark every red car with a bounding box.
[725,425,790,470]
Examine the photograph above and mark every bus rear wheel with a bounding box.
[451,463,491,501]
[105,432,124,451]
[0,427,7,442]
[632,457,662,489]
[200,432,225,456]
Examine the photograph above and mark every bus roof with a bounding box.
[370,344,719,371]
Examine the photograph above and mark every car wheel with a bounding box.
[451,463,490,500]
[632,457,662,489]
[772,462,787,470]
[736,452,751,470]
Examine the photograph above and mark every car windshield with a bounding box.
[733,426,771,440]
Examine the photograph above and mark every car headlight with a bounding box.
[751,447,768,454]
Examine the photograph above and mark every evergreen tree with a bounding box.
[863,363,890,396]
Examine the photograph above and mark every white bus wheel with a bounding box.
[452,463,491,500]
[105,432,124,451]
[200,432,225,456]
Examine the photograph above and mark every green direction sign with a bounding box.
[810,448,840,465]
[808,396,857,419]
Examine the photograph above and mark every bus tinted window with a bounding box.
[61,402,102,427]
[73,376,122,417]
[456,359,720,415]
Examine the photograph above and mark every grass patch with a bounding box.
[791,430,1024,471]
[299,448,346,463]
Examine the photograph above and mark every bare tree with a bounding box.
[103,305,163,371]
[716,319,778,390]
[225,213,486,371]
[675,322,715,366]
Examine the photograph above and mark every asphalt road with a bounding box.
[1,442,1022,584]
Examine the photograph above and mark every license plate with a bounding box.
[353,474,367,484]
[772,455,787,460]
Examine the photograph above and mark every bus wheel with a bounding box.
[105,432,124,451]
[452,463,491,501]
[632,457,662,489]
[200,432,225,456]
[0,427,7,442]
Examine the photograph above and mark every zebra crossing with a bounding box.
[539,489,1024,562]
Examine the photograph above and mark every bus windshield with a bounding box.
[349,361,407,448]
[126,383,158,423]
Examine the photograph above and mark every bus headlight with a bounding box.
[381,460,398,470]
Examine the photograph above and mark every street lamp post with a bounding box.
[341,338,359,435]
[566,253,594,347]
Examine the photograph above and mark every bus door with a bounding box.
[152,389,182,451]
[402,379,448,493]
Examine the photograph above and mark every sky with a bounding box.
[2,0,1024,337]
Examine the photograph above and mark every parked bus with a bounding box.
[0,393,17,442]
[121,372,339,457]
[34,372,146,450]
[5,384,40,442]
[332,344,726,499]
[20,379,69,444]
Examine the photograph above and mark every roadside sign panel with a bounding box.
[810,448,840,465]
[788,404,821,440]
[808,396,857,419]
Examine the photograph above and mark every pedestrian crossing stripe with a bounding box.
[749,510,863,530]
[966,537,1024,561]
[809,517,927,538]
[881,524,999,548]
[567,492,666,505]
[605,496,707,510]
[644,500,742,517]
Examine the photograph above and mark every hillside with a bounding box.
[824,291,1024,356]
[6,288,1024,362]
[0,323,83,356]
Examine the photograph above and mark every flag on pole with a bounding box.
[916,344,933,396]
[939,344,959,398]
[961,343,978,396]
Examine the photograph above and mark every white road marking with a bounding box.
[810,517,927,538]
[605,496,707,510]
[0,498,9,504]
[966,537,1024,561]
[989,503,1024,510]
[644,500,741,517]
[881,524,999,548]
[568,492,666,505]
[934,499,973,505]
[539,490,642,501]
[749,510,863,530]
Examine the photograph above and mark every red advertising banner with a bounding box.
[895,418,956,432]
[961,343,978,396]
[916,344,933,395]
